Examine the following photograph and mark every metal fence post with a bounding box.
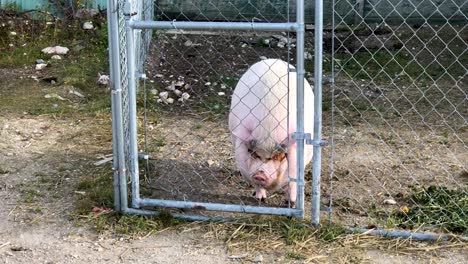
[124,0,141,209]
[107,0,126,212]
[311,0,324,227]
[295,0,306,219]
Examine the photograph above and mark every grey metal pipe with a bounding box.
[295,0,306,219]
[124,208,236,222]
[125,10,141,208]
[108,0,129,212]
[311,0,324,226]
[138,198,301,217]
[130,20,298,32]
[348,228,468,242]
[107,0,120,212]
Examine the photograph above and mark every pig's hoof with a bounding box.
[281,200,296,208]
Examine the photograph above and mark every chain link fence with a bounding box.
[109,0,467,237]
[328,0,467,236]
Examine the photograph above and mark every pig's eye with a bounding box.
[272,153,287,161]
[250,152,261,159]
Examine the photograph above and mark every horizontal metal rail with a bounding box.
[130,20,298,32]
[348,228,468,242]
[137,198,300,217]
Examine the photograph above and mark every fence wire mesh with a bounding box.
[111,0,467,235]
[327,0,467,235]
[141,2,308,213]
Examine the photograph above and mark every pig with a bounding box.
[228,59,314,207]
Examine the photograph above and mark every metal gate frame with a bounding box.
[108,0,324,225]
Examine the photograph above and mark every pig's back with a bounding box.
[229,59,297,143]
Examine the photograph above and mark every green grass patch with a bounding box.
[285,251,307,260]
[75,166,114,215]
[0,17,110,116]
[396,186,468,234]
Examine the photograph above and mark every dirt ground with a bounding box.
[0,28,467,264]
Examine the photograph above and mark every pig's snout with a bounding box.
[253,171,268,186]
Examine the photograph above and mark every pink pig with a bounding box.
[229,59,314,207]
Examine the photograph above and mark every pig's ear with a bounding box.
[248,139,257,152]
[232,128,251,142]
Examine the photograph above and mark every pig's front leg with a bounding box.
[254,187,267,201]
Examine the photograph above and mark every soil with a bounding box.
[0,29,466,264]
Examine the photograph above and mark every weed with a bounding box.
[317,223,347,242]
[285,251,307,260]
[396,186,467,234]
[281,219,313,245]
[23,189,42,203]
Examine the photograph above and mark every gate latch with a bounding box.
[292,132,328,147]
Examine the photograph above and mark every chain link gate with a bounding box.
[108,0,325,222]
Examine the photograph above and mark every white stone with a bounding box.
[97,74,110,85]
[42,46,69,55]
[35,63,47,70]
[159,91,169,100]
[51,55,62,60]
[82,22,94,30]
[383,198,397,205]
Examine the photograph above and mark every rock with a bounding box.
[42,46,69,55]
[184,83,191,90]
[165,83,175,91]
[207,160,215,167]
[149,89,158,95]
[174,89,182,96]
[51,55,62,60]
[304,51,313,60]
[181,92,190,100]
[166,98,174,104]
[82,22,94,30]
[35,59,45,64]
[69,89,85,98]
[178,92,190,102]
[155,74,164,78]
[174,80,184,87]
[383,198,397,205]
[220,84,226,89]
[10,31,17,36]
[159,91,169,100]
[259,56,267,60]
[218,92,225,96]
[97,74,110,85]
[204,82,211,86]
[35,63,47,70]
[260,38,269,45]
[44,93,66,101]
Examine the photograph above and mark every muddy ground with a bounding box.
[0,17,467,264]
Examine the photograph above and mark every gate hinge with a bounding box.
[123,2,137,16]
